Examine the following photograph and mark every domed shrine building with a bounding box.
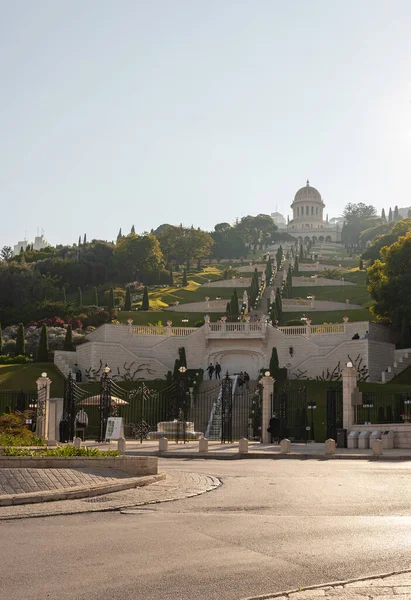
[287,181,341,244]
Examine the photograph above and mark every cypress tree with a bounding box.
[182,268,188,287]
[124,287,132,311]
[178,347,187,368]
[381,208,386,220]
[15,323,26,356]
[388,208,393,222]
[269,302,278,324]
[230,289,239,317]
[294,256,299,274]
[169,267,174,286]
[394,205,399,221]
[269,347,279,374]
[108,287,115,312]
[83,233,87,244]
[117,228,122,240]
[299,244,304,261]
[77,287,83,307]
[93,286,99,306]
[62,287,67,304]
[37,323,49,362]
[63,324,75,351]
[142,286,149,310]
[226,301,231,316]
[131,225,135,234]
[0,322,2,355]
[78,235,81,246]
[265,258,272,283]
[275,289,283,325]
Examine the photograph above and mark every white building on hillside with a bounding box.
[287,181,341,244]
[13,234,49,255]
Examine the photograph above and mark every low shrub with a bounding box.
[0,354,30,364]
[3,446,120,457]
[0,411,45,446]
[0,433,45,446]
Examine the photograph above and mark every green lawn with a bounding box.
[284,309,372,325]
[292,285,371,307]
[0,363,66,396]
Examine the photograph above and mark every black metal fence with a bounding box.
[355,391,411,425]
[0,389,39,431]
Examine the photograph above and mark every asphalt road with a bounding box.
[1,458,411,600]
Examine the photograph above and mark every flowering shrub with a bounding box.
[28,316,83,329]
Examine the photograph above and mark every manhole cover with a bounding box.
[85,497,111,503]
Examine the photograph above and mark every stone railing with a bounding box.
[277,323,345,336]
[282,298,314,307]
[131,326,197,336]
[205,322,267,338]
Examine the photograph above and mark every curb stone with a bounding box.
[133,451,411,461]
[0,472,222,520]
[240,568,411,600]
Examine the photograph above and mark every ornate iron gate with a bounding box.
[221,374,233,443]
[272,384,307,442]
[326,385,343,440]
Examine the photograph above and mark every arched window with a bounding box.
[311,206,314,215]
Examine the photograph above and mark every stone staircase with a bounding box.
[381,349,411,383]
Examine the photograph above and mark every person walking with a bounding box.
[215,362,221,379]
[207,363,215,380]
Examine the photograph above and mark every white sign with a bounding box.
[105,417,123,440]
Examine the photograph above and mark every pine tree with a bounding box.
[388,208,393,222]
[299,244,304,261]
[37,324,49,362]
[63,324,75,351]
[124,287,132,311]
[230,289,239,317]
[77,287,83,307]
[108,287,115,312]
[15,323,25,356]
[381,208,386,220]
[178,347,187,368]
[62,288,67,304]
[394,206,399,221]
[169,267,174,286]
[142,286,149,310]
[269,347,279,374]
[93,286,99,306]
[131,225,135,234]
[117,228,122,241]
[83,233,87,244]
[182,268,188,287]
[0,322,2,355]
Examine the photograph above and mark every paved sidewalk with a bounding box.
[245,570,411,600]
[0,467,129,495]
[0,470,220,520]
[86,440,411,461]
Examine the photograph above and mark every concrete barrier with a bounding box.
[199,438,209,453]
[159,437,168,453]
[280,439,291,454]
[324,438,336,456]
[239,438,249,454]
[372,439,383,456]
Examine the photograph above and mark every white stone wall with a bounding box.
[54,321,396,383]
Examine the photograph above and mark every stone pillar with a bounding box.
[342,365,357,429]
[199,438,209,453]
[372,439,383,456]
[325,438,336,456]
[239,438,249,453]
[117,437,126,453]
[36,373,52,441]
[74,437,82,448]
[159,437,168,453]
[280,438,291,454]
[262,374,275,444]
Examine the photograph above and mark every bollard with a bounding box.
[280,438,291,454]
[117,437,126,453]
[74,437,81,448]
[324,438,336,456]
[199,438,209,453]
[239,438,249,454]
[372,438,383,457]
[159,437,168,453]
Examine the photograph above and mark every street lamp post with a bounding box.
[307,401,317,442]
[100,365,111,442]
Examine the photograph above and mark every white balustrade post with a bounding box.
[342,364,357,429]
[166,320,172,336]
[36,373,52,441]
[262,374,275,444]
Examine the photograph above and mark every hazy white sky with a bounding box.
[1,0,411,248]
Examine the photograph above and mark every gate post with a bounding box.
[342,363,357,429]
[36,372,52,441]
[262,372,275,444]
